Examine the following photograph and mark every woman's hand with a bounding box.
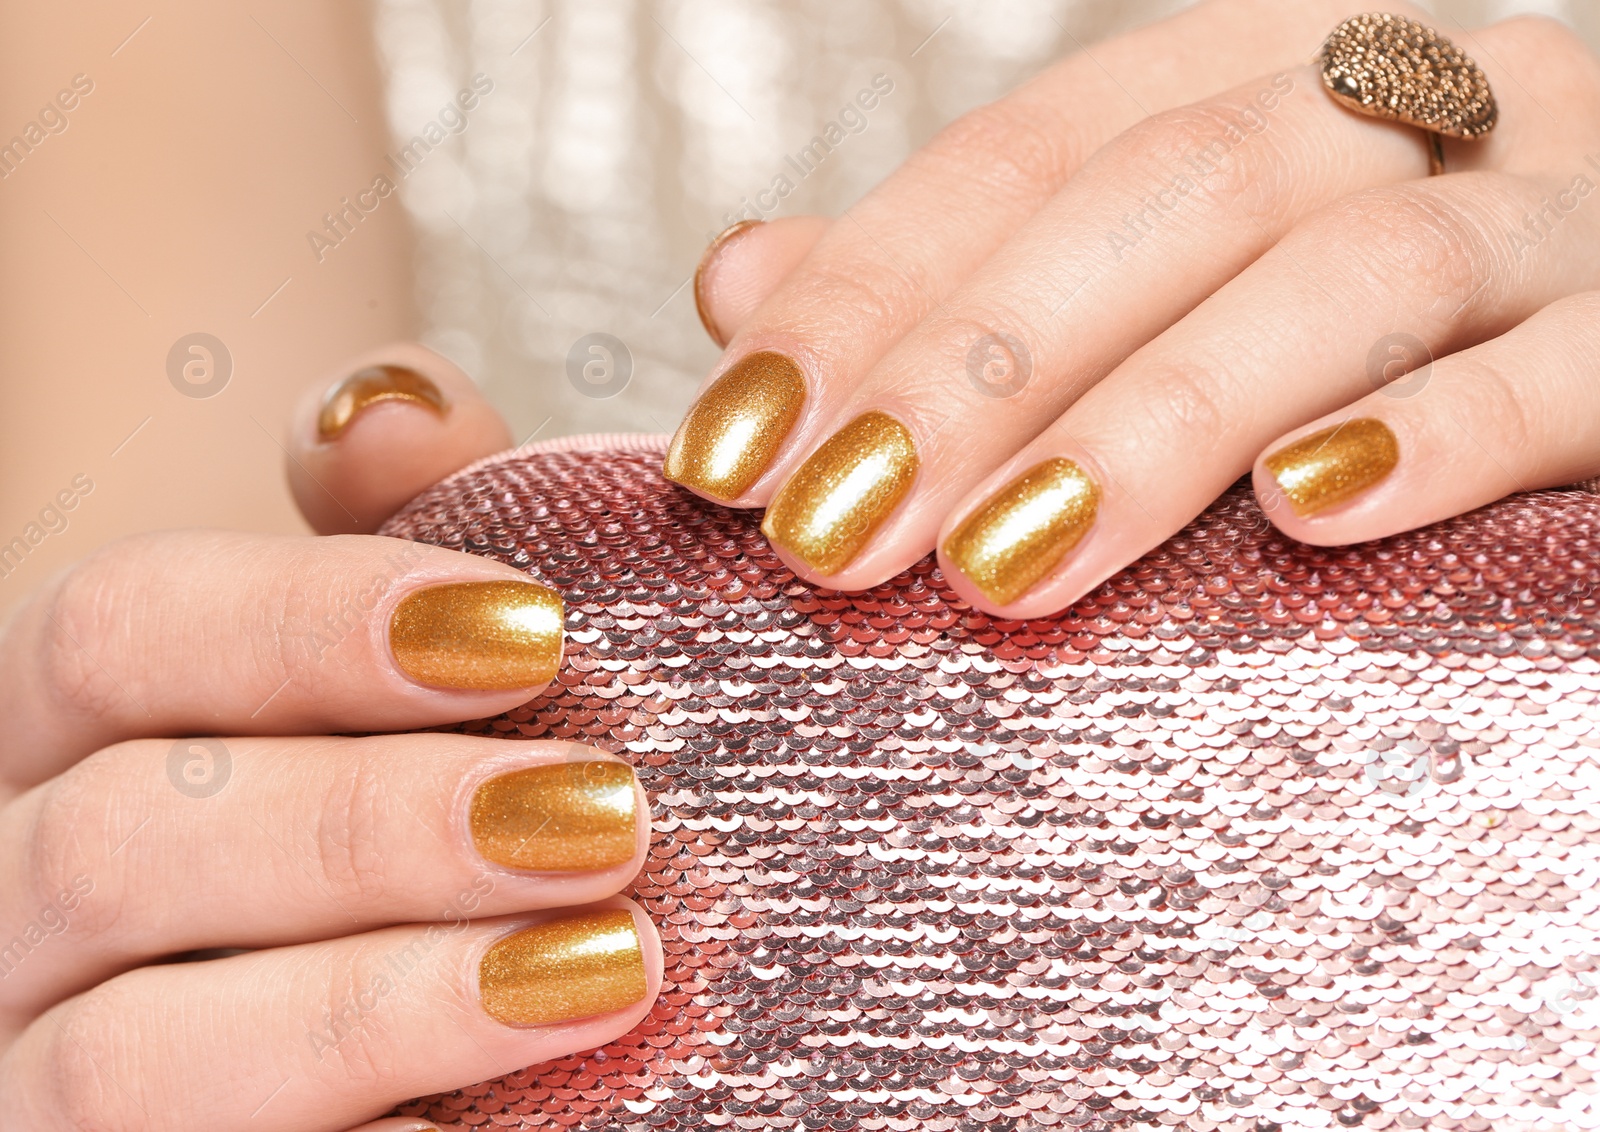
[673,0,1600,617]
[0,347,661,1131]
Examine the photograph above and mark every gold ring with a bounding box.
[1319,12,1497,176]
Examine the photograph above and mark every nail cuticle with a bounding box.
[318,364,448,441]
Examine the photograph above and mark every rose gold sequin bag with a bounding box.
[384,434,1600,1132]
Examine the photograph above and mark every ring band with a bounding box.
[1319,12,1497,175]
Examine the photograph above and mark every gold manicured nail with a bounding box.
[664,351,806,501]
[760,410,918,575]
[479,908,647,1026]
[693,219,762,348]
[1265,418,1399,517]
[943,457,1100,607]
[318,365,447,440]
[471,761,638,871]
[389,581,563,691]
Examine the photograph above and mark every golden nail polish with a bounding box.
[693,219,763,348]
[479,908,647,1026]
[942,458,1100,607]
[760,410,918,575]
[664,351,806,501]
[1265,418,1399,517]
[389,581,563,691]
[471,761,638,871]
[318,364,448,440]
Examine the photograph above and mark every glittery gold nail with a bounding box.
[1265,418,1399,518]
[479,908,647,1026]
[693,219,762,348]
[389,581,563,691]
[760,410,918,575]
[318,365,447,440]
[664,351,806,501]
[943,458,1100,607]
[471,761,638,871]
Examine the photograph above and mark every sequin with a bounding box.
[384,433,1600,1131]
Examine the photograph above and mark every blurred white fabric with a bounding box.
[370,0,1586,445]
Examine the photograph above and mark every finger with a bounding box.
[346,1120,457,1132]
[0,735,648,1017]
[694,216,829,348]
[1254,291,1600,544]
[0,900,662,1132]
[761,60,1437,587]
[289,343,513,535]
[0,532,565,786]
[938,89,1600,618]
[662,0,1426,504]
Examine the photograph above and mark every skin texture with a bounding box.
[6,1,1600,1126]
[681,0,1600,621]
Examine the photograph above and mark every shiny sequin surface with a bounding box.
[383,434,1600,1131]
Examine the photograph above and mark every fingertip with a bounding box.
[289,343,514,534]
[695,215,830,347]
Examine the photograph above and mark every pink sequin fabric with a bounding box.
[383,434,1600,1132]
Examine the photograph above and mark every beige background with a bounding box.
[373,0,1600,446]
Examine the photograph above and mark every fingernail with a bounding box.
[663,351,806,501]
[479,908,647,1026]
[942,457,1100,607]
[389,581,563,691]
[318,364,447,440]
[471,760,638,871]
[761,410,918,575]
[1265,418,1399,517]
[693,219,763,348]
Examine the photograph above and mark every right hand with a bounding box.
[0,345,661,1131]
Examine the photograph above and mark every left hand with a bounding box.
[673,3,1600,617]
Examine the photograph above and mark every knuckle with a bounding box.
[919,100,1078,201]
[312,757,391,907]
[1485,16,1600,107]
[1449,353,1537,472]
[305,936,427,1086]
[1320,187,1489,310]
[40,985,153,1132]
[791,258,923,334]
[1125,101,1286,208]
[34,543,138,727]
[14,749,130,949]
[1131,361,1235,448]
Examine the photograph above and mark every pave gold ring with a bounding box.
[1319,12,1498,175]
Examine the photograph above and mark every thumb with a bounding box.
[287,343,513,534]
